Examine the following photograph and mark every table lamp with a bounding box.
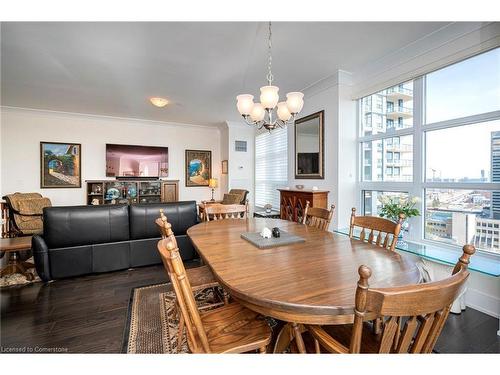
[208,178,218,201]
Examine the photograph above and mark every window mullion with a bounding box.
[408,76,425,241]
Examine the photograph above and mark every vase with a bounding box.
[398,220,409,239]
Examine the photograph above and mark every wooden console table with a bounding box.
[278,188,330,222]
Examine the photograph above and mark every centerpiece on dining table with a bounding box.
[240,225,305,249]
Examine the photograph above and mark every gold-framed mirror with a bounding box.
[294,110,324,179]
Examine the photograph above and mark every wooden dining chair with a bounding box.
[157,225,272,353]
[302,201,335,231]
[349,207,404,251]
[204,200,249,221]
[306,244,476,354]
[156,210,225,300]
[156,210,227,348]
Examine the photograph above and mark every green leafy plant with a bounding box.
[378,195,420,222]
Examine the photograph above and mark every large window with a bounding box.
[255,127,288,209]
[425,48,500,124]
[358,48,500,255]
[426,119,500,182]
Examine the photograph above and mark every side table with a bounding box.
[0,236,34,281]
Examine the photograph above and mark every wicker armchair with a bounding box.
[2,192,52,236]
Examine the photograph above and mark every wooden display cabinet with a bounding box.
[86,180,179,205]
[161,180,179,202]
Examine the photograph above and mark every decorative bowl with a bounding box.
[295,184,305,190]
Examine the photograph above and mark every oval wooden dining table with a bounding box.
[187,218,422,353]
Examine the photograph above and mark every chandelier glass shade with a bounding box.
[236,22,304,131]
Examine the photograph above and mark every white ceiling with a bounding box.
[1,22,451,126]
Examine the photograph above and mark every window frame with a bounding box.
[357,70,500,253]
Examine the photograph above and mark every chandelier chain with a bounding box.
[266,21,274,85]
[236,20,303,131]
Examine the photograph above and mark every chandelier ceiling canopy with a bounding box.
[236,22,304,131]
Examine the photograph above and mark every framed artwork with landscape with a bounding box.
[40,142,82,188]
[185,149,211,187]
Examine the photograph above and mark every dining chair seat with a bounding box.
[186,302,272,353]
[185,265,218,287]
[307,323,382,353]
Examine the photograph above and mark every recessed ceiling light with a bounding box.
[149,97,169,107]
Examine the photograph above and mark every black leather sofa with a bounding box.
[32,201,199,282]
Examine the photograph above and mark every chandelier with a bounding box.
[236,22,304,131]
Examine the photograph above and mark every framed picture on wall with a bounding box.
[221,160,228,174]
[185,149,212,187]
[40,142,82,188]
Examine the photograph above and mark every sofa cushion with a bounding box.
[92,242,130,273]
[129,238,162,267]
[49,245,92,279]
[129,201,198,239]
[44,205,130,249]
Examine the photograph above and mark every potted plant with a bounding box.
[378,195,420,238]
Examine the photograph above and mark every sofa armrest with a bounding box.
[32,235,52,282]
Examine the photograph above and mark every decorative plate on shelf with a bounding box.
[106,188,120,199]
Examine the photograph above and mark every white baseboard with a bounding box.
[465,287,500,319]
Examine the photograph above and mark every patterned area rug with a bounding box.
[124,283,227,353]
[0,257,41,288]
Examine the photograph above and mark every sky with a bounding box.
[44,143,71,155]
[426,119,500,181]
[424,48,500,181]
[426,48,500,124]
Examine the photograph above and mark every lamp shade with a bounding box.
[236,94,254,116]
[286,92,304,114]
[250,103,266,122]
[277,102,292,121]
[260,86,279,109]
[208,178,218,188]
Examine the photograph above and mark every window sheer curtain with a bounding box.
[255,127,288,209]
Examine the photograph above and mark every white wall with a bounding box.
[218,123,229,196]
[0,107,222,205]
[226,121,255,209]
[287,70,357,230]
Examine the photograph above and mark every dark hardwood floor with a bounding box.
[1,265,499,353]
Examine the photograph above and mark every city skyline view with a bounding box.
[426,120,500,181]
[361,46,500,255]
